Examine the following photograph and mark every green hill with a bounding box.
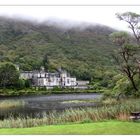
[0,17,117,80]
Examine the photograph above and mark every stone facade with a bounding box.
[76,81,89,89]
[20,70,77,88]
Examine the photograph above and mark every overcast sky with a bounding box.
[0,6,140,31]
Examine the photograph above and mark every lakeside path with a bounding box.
[0,121,140,135]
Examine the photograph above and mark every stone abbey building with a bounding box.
[20,68,77,88]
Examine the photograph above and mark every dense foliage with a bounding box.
[0,62,19,88]
[0,17,117,81]
[1,15,139,97]
[108,12,140,97]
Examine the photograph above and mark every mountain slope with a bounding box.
[0,17,117,80]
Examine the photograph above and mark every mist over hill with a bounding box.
[0,17,117,80]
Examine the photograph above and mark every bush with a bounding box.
[25,79,31,88]
[52,86,61,91]
[16,79,26,89]
[112,76,137,97]
[0,62,19,88]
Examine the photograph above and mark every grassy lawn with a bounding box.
[0,121,140,135]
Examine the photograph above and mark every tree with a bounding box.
[0,62,19,88]
[116,12,140,44]
[111,12,140,91]
[110,32,139,91]
[109,12,140,93]
[43,54,50,71]
[116,12,140,77]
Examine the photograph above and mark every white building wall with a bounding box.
[20,72,33,79]
[71,78,77,86]
[37,78,45,86]
[20,71,78,88]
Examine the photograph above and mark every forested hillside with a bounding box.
[0,17,117,80]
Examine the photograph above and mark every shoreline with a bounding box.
[0,89,103,97]
[0,92,102,98]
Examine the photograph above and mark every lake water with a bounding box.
[0,93,102,119]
